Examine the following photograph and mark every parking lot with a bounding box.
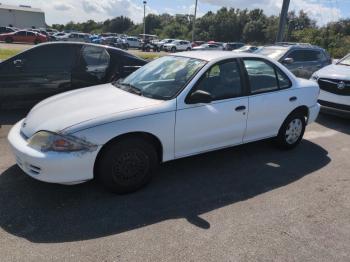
[0,111,349,261]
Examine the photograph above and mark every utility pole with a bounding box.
[276,0,290,42]
[143,1,147,40]
[191,0,198,42]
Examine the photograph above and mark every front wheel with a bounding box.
[5,37,13,43]
[96,137,158,194]
[171,47,176,53]
[275,114,306,149]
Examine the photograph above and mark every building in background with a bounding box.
[0,3,46,29]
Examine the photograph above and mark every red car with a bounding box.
[0,30,47,44]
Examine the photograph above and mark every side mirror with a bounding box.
[186,90,213,104]
[283,57,294,65]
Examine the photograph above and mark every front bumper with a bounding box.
[7,120,100,185]
[308,103,321,124]
[318,90,350,116]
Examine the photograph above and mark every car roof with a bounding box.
[264,43,324,51]
[169,51,266,62]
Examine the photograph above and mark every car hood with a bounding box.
[315,64,350,80]
[21,83,164,138]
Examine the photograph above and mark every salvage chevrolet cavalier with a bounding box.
[8,51,320,193]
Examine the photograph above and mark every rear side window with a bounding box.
[288,50,321,62]
[243,59,291,94]
[23,45,79,70]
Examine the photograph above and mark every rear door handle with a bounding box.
[289,96,297,102]
[235,105,246,112]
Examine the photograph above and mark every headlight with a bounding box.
[28,131,97,152]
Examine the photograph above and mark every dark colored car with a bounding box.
[255,43,332,79]
[0,26,17,34]
[224,42,245,51]
[0,42,147,109]
[0,30,47,44]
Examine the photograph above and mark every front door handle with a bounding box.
[289,96,297,102]
[235,105,246,112]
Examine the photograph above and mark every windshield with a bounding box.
[115,56,206,100]
[255,47,287,60]
[337,54,350,66]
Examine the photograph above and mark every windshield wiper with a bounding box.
[114,82,143,96]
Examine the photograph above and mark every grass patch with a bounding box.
[0,49,20,61]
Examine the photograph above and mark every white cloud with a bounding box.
[199,0,342,25]
[53,2,73,11]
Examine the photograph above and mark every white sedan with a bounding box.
[311,53,350,116]
[8,51,320,193]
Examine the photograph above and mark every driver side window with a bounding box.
[194,60,243,101]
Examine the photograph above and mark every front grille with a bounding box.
[318,78,350,96]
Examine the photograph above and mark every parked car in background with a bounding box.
[154,39,176,51]
[0,26,17,34]
[107,37,128,50]
[311,53,350,116]
[191,41,205,47]
[234,45,260,53]
[255,43,332,79]
[45,28,59,35]
[192,43,223,51]
[163,40,192,52]
[57,32,90,43]
[8,51,320,193]
[0,30,47,44]
[124,37,141,48]
[224,42,245,51]
[0,42,146,109]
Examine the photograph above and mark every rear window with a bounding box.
[255,47,287,60]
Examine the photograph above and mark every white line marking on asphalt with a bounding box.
[304,130,339,140]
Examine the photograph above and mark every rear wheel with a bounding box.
[171,47,176,53]
[146,46,151,52]
[96,137,158,194]
[34,39,40,45]
[186,47,191,51]
[275,113,306,149]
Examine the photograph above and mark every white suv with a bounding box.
[163,40,192,52]
[125,37,141,48]
[311,53,350,116]
[57,32,90,43]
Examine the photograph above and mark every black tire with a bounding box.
[125,43,129,50]
[96,137,158,194]
[146,46,151,52]
[186,47,191,51]
[34,39,40,45]
[171,47,176,53]
[5,37,13,43]
[275,113,306,149]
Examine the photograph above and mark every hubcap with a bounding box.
[285,118,303,145]
[112,150,149,186]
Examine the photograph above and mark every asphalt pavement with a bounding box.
[0,111,349,261]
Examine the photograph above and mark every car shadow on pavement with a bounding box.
[317,113,350,135]
[0,139,330,243]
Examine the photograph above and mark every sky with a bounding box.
[4,0,350,26]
